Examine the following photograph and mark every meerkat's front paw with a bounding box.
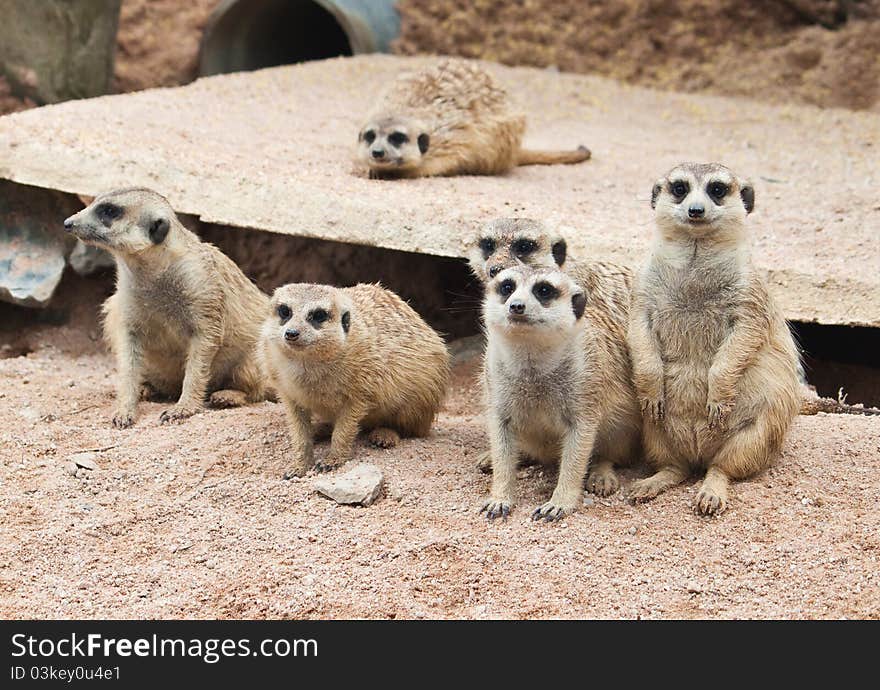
[694,484,727,516]
[706,401,731,430]
[480,497,512,520]
[282,449,314,479]
[368,427,400,449]
[159,404,202,424]
[641,397,665,424]
[209,389,248,409]
[475,450,492,474]
[586,467,620,496]
[531,496,577,522]
[112,410,136,429]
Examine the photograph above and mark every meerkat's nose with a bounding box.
[63,217,74,231]
[371,148,386,160]
[508,300,526,315]
[688,204,705,219]
[284,329,300,342]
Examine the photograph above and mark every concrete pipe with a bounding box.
[198,0,400,77]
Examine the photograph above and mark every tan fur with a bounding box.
[355,59,590,179]
[260,283,450,477]
[628,163,801,515]
[480,264,639,522]
[63,188,268,428]
[471,218,641,495]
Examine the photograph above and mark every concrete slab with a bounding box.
[0,55,877,325]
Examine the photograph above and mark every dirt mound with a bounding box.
[394,0,880,111]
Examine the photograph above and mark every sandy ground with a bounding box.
[1,274,878,620]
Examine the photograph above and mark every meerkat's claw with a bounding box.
[706,402,729,429]
[532,502,570,522]
[159,406,201,424]
[481,500,511,521]
[695,488,726,516]
[368,427,400,449]
[112,411,135,429]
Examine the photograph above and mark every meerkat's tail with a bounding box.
[516,145,591,167]
[800,394,880,416]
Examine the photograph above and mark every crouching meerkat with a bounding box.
[260,283,450,477]
[628,163,801,515]
[480,264,640,521]
[470,218,640,497]
[356,59,590,179]
[63,188,269,428]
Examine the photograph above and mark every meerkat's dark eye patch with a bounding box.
[670,180,689,199]
[341,311,350,333]
[532,281,559,304]
[551,240,567,267]
[363,130,376,145]
[707,181,729,204]
[148,217,170,244]
[417,133,430,154]
[498,279,516,298]
[511,238,538,256]
[571,292,587,320]
[388,132,409,147]
[308,308,330,326]
[96,202,123,226]
[277,304,292,323]
[478,237,496,259]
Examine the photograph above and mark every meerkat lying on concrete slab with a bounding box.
[628,163,801,515]
[356,59,590,179]
[260,282,450,477]
[470,218,640,496]
[63,188,269,428]
[480,264,640,521]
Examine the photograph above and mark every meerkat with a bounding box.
[260,282,450,477]
[355,59,590,179]
[470,218,640,496]
[480,264,640,521]
[62,188,269,428]
[628,163,801,515]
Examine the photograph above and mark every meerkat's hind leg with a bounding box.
[586,460,620,497]
[368,427,400,449]
[695,413,783,516]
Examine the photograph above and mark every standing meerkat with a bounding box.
[260,282,450,477]
[63,188,269,428]
[480,265,639,521]
[355,59,590,179]
[470,218,640,496]
[628,163,801,515]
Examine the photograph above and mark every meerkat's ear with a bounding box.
[740,183,755,214]
[341,310,351,333]
[551,239,567,267]
[147,217,170,244]
[571,290,587,321]
[651,180,664,208]
[417,133,430,154]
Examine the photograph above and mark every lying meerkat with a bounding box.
[260,282,450,477]
[470,218,640,496]
[356,59,590,179]
[63,188,269,428]
[480,264,640,521]
[628,163,801,515]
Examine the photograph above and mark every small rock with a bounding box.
[686,581,703,594]
[313,463,384,506]
[583,496,595,508]
[69,452,99,470]
[64,461,78,476]
[628,526,638,535]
